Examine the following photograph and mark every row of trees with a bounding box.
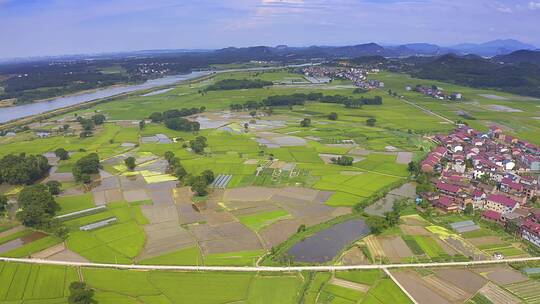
[164,117,201,132]
[164,151,214,196]
[229,93,382,112]
[332,156,353,166]
[205,79,273,91]
[149,107,205,123]
[0,153,50,185]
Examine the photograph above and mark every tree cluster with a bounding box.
[332,156,353,166]
[300,118,311,128]
[149,107,205,123]
[190,136,208,154]
[16,184,66,237]
[164,117,201,132]
[0,153,50,185]
[205,78,273,91]
[68,282,96,304]
[72,153,100,183]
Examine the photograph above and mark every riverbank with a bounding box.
[0,72,214,131]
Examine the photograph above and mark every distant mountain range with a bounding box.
[208,39,538,60]
[1,39,537,64]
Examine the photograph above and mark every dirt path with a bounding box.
[329,278,370,292]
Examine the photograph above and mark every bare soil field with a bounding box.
[139,205,197,260]
[472,265,528,285]
[396,152,413,164]
[123,189,150,202]
[340,246,370,265]
[33,243,89,263]
[467,236,506,247]
[224,187,278,202]
[400,224,431,236]
[422,275,468,302]
[392,270,453,304]
[479,282,521,304]
[433,268,486,294]
[259,215,330,248]
[190,222,262,254]
[364,235,384,258]
[401,215,429,226]
[379,236,413,263]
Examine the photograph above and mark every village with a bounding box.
[421,124,540,250]
[301,66,385,89]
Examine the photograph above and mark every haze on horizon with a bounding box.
[1,0,539,58]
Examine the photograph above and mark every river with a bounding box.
[0,63,318,124]
[0,71,212,123]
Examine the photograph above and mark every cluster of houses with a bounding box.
[407,84,462,101]
[420,125,540,247]
[302,66,384,88]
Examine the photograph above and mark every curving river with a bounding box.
[0,71,212,123]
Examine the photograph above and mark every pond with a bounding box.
[365,182,417,217]
[0,231,47,254]
[287,218,370,263]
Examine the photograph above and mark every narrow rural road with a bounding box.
[398,96,456,124]
[1,256,539,272]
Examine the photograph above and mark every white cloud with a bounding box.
[529,1,540,10]
[496,6,512,13]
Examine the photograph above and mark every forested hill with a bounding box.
[408,54,540,98]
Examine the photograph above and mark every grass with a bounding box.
[402,236,425,255]
[56,192,95,215]
[247,275,303,304]
[335,270,383,285]
[204,250,264,266]
[139,247,202,265]
[66,201,148,263]
[366,278,412,304]
[412,236,445,258]
[2,236,63,258]
[239,209,291,231]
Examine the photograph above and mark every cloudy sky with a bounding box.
[0,0,539,58]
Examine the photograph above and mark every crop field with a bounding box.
[377,71,540,145]
[304,269,412,304]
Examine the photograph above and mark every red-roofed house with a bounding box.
[434,196,459,213]
[485,194,520,214]
[436,181,460,197]
[521,219,540,248]
[501,177,524,194]
[482,210,502,223]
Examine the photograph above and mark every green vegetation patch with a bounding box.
[239,209,291,231]
[56,192,95,215]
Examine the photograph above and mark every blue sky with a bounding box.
[0,0,539,58]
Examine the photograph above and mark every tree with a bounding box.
[174,165,187,180]
[190,136,208,154]
[300,118,311,127]
[124,157,136,171]
[366,118,377,127]
[464,203,473,215]
[201,170,215,185]
[68,282,96,304]
[0,154,50,185]
[63,124,70,131]
[139,120,145,130]
[72,153,100,182]
[333,156,353,166]
[249,111,257,118]
[46,180,62,195]
[365,216,387,234]
[149,112,163,122]
[328,112,338,120]
[0,195,8,215]
[164,151,175,164]
[191,177,209,196]
[91,114,106,125]
[55,148,70,160]
[16,185,59,229]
